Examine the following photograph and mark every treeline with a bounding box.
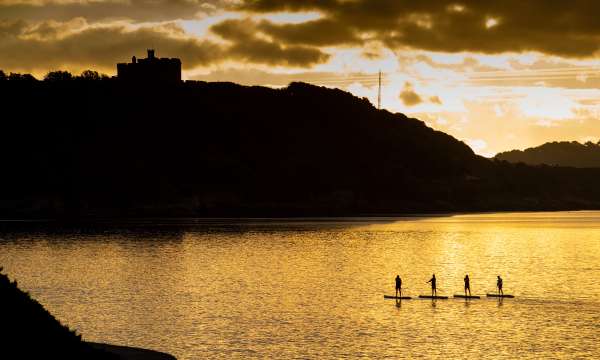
[1,73,600,217]
[0,69,110,82]
[495,141,600,168]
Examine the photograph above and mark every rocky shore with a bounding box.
[88,343,177,360]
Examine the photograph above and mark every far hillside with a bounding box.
[495,141,600,168]
[2,71,600,216]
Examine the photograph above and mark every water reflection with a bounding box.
[0,212,599,359]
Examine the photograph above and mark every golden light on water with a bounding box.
[1,213,599,358]
[2,2,600,359]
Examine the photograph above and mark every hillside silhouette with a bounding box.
[1,72,600,216]
[495,141,600,168]
[0,267,116,359]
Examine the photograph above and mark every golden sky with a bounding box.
[2,0,600,156]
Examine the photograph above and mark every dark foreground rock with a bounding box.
[88,343,177,360]
[0,267,175,360]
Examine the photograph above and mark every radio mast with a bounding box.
[377,70,382,110]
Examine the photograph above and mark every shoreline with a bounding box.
[87,342,177,360]
[0,208,596,223]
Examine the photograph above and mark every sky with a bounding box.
[2,1,600,157]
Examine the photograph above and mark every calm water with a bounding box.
[1,212,599,359]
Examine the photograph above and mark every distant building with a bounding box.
[117,49,181,83]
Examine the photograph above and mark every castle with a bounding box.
[117,49,181,83]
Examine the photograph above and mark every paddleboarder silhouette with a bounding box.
[464,274,471,296]
[427,274,437,297]
[497,275,503,296]
[395,275,402,297]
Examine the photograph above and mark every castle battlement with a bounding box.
[117,49,181,83]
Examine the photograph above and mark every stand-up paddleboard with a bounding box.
[453,294,481,299]
[486,294,514,298]
[384,295,412,300]
[418,295,449,299]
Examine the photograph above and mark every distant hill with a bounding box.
[1,76,600,216]
[495,141,600,168]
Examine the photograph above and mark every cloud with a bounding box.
[429,95,442,104]
[256,18,361,47]
[0,0,226,22]
[237,1,600,58]
[0,16,331,74]
[6,0,600,75]
[399,82,422,106]
[211,18,329,67]
[0,18,224,73]
[398,83,443,108]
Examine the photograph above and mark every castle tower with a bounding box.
[117,50,181,83]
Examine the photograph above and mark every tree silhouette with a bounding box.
[44,70,73,82]
[8,73,37,81]
[0,70,6,81]
[78,70,101,81]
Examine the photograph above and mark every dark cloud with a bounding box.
[0,0,224,22]
[399,83,422,106]
[238,0,600,57]
[0,17,330,74]
[257,18,361,47]
[5,0,600,74]
[211,19,329,67]
[0,19,224,73]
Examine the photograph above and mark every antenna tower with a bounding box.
[377,70,382,110]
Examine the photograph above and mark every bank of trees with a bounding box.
[0,69,109,82]
[1,78,599,216]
